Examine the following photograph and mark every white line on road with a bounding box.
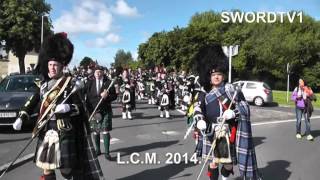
[161,131,180,135]
[0,153,34,172]
[176,108,320,127]
[0,138,123,173]
[176,109,186,115]
[101,138,122,145]
[252,116,320,126]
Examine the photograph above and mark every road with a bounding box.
[1,100,320,180]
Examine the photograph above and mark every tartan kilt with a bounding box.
[122,103,132,111]
[34,122,77,169]
[200,132,237,164]
[147,90,156,98]
[73,133,105,180]
[90,111,113,132]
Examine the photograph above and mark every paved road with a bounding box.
[1,101,320,180]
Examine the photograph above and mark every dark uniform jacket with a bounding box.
[19,75,105,180]
[85,76,117,113]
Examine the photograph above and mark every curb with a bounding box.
[0,153,34,176]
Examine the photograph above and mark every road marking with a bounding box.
[0,138,123,173]
[252,116,320,126]
[176,109,186,115]
[161,131,180,135]
[0,153,34,173]
[101,138,122,145]
[136,134,153,140]
[176,106,320,127]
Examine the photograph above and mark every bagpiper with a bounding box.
[192,44,261,180]
[13,33,105,180]
[181,76,190,111]
[146,69,156,105]
[85,65,117,160]
[137,77,145,100]
[166,74,176,110]
[122,80,133,120]
[159,80,170,118]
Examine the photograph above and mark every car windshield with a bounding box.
[0,76,39,92]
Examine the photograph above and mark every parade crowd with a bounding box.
[14,32,320,180]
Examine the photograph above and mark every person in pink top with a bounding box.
[291,78,316,141]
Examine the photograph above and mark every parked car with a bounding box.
[0,74,40,128]
[233,81,273,106]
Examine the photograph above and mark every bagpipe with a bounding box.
[195,90,239,180]
[0,78,85,178]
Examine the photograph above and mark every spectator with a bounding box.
[291,78,315,141]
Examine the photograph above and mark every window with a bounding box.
[263,83,271,90]
[233,82,245,88]
[5,76,38,92]
[0,77,9,92]
[246,82,257,89]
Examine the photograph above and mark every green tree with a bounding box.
[0,0,52,74]
[113,49,133,68]
[221,12,320,90]
[137,10,320,91]
[128,60,143,70]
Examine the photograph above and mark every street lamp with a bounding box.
[286,63,291,103]
[222,45,239,83]
[41,14,49,45]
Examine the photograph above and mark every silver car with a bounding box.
[233,81,273,106]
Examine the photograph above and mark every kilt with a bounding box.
[90,111,113,132]
[77,132,105,180]
[122,103,132,111]
[200,126,237,164]
[35,120,77,169]
[147,90,156,98]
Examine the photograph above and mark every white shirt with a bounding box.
[96,79,102,95]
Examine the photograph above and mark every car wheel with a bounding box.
[254,97,264,106]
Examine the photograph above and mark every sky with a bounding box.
[46,0,320,68]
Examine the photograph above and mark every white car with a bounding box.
[233,81,273,106]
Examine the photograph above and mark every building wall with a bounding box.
[7,51,38,74]
[0,61,9,79]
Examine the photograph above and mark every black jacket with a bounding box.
[85,77,117,113]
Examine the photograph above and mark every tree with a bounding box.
[80,56,94,68]
[137,11,320,91]
[128,60,143,70]
[113,49,133,68]
[0,0,52,74]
